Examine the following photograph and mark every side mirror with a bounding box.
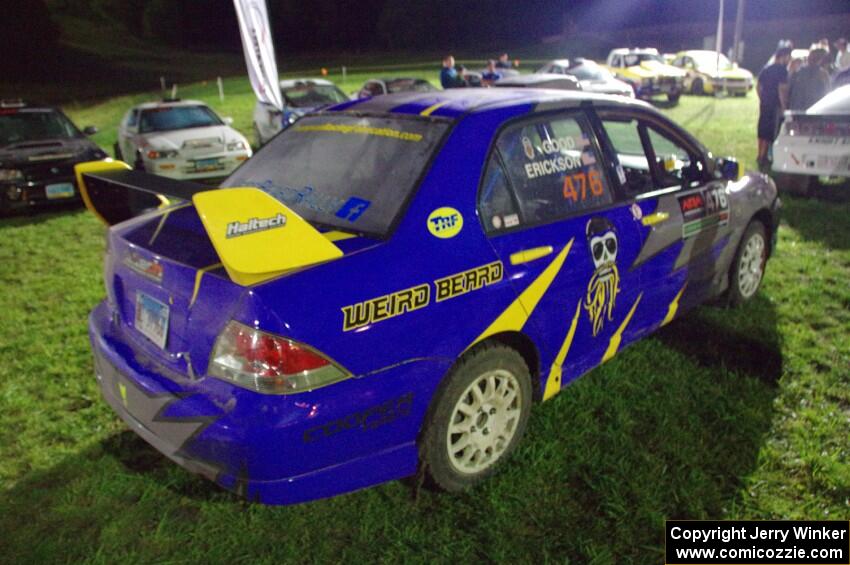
[83,126,98,136]
[223,117,234,125]
[717,157,741,181]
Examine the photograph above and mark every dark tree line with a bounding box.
[12,0,568,55]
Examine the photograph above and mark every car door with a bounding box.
[120,109,140,163]
[478,110,645,399]
[594,108,732,327]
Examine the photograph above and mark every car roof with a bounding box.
[132,99,208,110]
[545,59,571,67]
[611,47,659,55]
[279,78,335,88]
[325,88,644,120]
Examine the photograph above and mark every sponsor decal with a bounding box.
[335,196,371,222]
[630,202,643,221]
[584,217,621,337]
[342,284,431,331]
[293,123,423,142]
[504,213,520,228]
[124,252,164,283]
[522,136,535,159]
[303,393,413,443]
[427,207,463,239]
[225,212,287,239]
[678,186,729,239]
[341,260,505,331]
[435,261,503,302]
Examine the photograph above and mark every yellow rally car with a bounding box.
[604,48,686,102]
[671,50,754,96]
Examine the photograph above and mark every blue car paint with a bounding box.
[89,89,778,504]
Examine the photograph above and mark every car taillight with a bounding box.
[208,321,350,394]
[786,118,850,137]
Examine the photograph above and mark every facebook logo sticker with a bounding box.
[335,197,371,222]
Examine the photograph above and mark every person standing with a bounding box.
[481,60,503,86]
[833,38,850,73]
[757,47,792,171]
[788,48,830,111]
[440,55,466,89]
[496,53,512,70]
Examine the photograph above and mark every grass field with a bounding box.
[1,76,848,563]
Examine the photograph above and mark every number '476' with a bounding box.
[563,169,604,202]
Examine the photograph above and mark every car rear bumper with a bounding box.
[773,134,850,178]
[89,300,439,505]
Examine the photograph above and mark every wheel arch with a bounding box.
[750,208,775,256]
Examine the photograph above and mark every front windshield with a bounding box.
[139,106,222,133]
[568,63,610,81]
[0,109,81,146]
[223,114,450,236]
[282,85,349,108]
[624,53,663,66]
[691,52,733,70]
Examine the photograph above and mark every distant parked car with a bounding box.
[0,99,107,213]
[116,99,251,182]
[604,48,685,102]
[253,79,349,146]
[671,50,753,96]
[536,59,633,97]
[493,73,582,91]
[773,85,850,194]
[357,78,437,99]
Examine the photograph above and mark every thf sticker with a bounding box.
[427,207,463,239]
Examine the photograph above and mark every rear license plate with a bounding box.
[45,182,75,199]
[134,292,170,349]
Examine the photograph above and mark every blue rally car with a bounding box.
[77,88,780,504]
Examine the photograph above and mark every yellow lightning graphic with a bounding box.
[601,292,643,363]
[543,299,583,401]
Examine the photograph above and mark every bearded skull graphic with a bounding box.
[584,217,620,336]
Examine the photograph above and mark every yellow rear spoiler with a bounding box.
[75,160,343,286]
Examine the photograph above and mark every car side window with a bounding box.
[126,110,139,128]
[478,155,520,233]
[646,127,696,188]
[495,113,613,227]
[601,114,705,193]
[601,118,655,194]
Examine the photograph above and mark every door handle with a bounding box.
[641,212,669,227]
[510,246,554,265]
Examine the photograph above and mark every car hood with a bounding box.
[580,78,633,94]
[140,125,247,150]
[625,61,687,78]
[0,137,101,169]
[699,66,753,80]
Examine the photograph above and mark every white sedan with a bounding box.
[536,58,634,97]
[116,100,251,182]
[773,85,850,186]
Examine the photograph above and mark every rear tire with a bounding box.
[692,78,704,95]
[728,221,767,307]
[420,344,532,492]
[667,91,681,103]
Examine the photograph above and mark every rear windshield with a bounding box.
[222,114,449,237]
[282,85,349,108]
[0,109,81,146]
[139,106,222,133]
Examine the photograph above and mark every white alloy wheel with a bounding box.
[446,368,522,475]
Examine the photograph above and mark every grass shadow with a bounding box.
[780,194,850,251]
[0,203,86,229]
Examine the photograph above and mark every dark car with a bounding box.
[0,100,107,213]
[357,77,438,98]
